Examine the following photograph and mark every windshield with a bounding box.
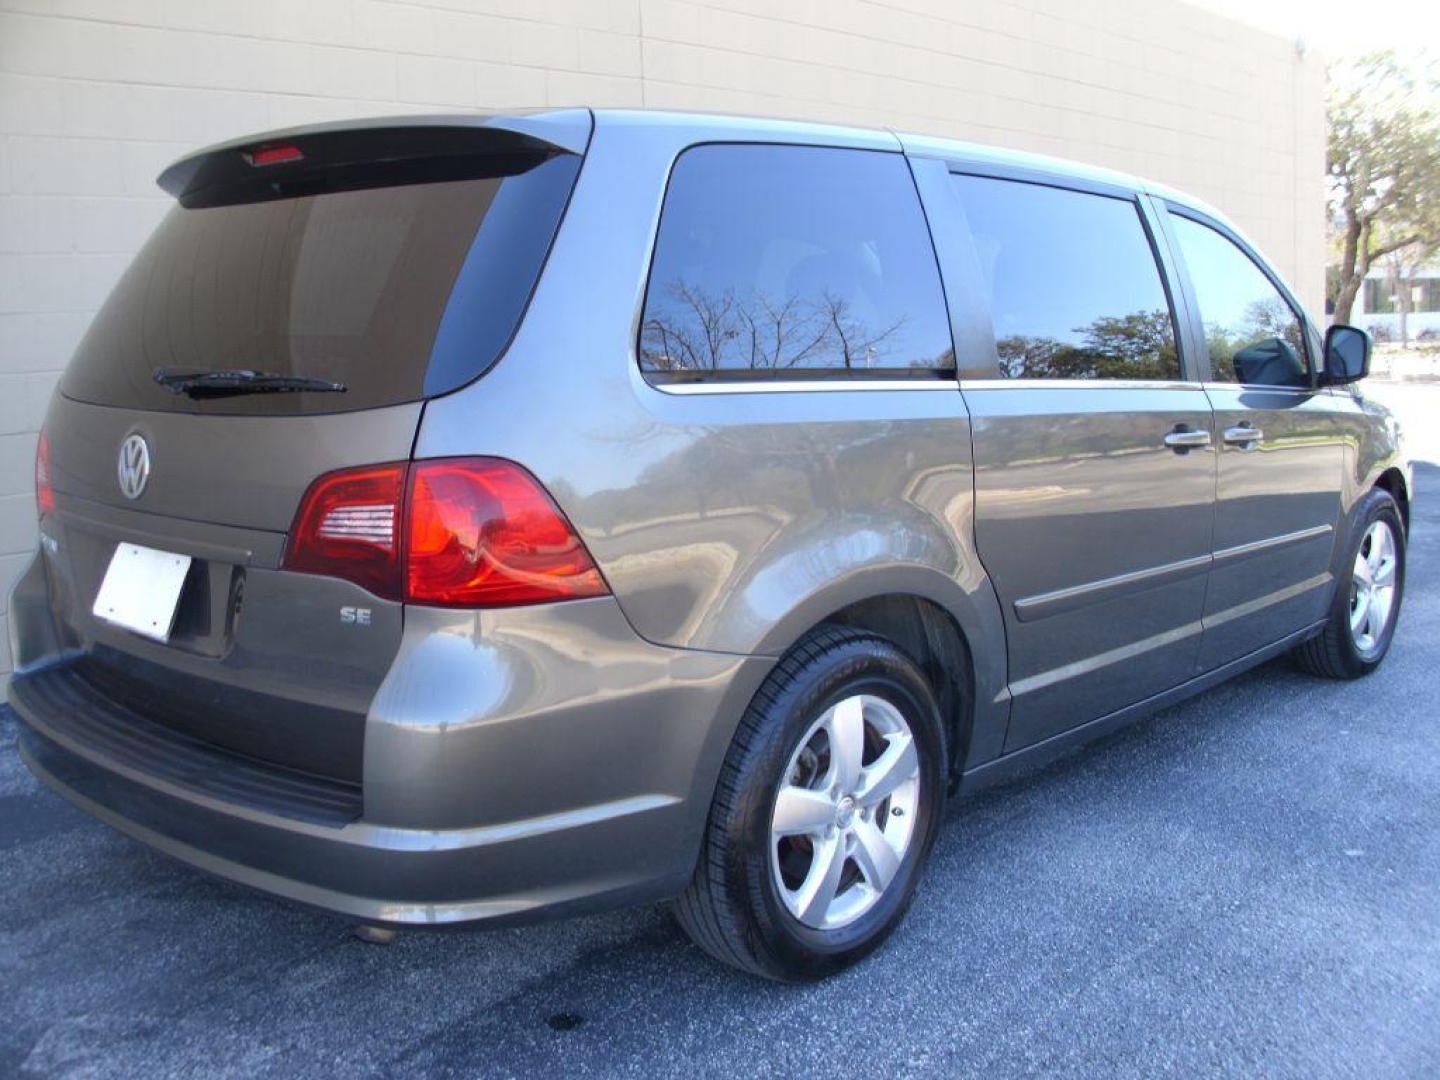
[61,152,580,415]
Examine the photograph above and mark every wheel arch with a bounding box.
[749,567,1011,786]
[1375,466,1410,534]
[820,594,977,790]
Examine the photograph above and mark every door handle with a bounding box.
[1223,424,1263,447]
[1163,428,1212,451]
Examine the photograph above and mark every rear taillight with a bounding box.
[405,459,607,607]
[283,463,406,600]
[282,458,607,608]
[35,431,54,517]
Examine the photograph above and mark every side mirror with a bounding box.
[1323,324,1371,385]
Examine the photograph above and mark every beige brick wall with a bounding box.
[0,0,1325,688]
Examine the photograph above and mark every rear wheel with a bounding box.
[1293,488,1405,679]
[674,625,947,981]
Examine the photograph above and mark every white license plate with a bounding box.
[92,542,193,642]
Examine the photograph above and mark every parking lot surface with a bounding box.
[3,461,1437,1079]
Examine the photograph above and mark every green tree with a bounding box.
[1328,52,1440,325]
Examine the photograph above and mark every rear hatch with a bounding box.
[35,111,589,787]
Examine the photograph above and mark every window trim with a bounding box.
[958,378,1204,392]
[655,378,960,395]
[938,166,1192,386]
[1159,201,1317,390]
[634,141,959,393]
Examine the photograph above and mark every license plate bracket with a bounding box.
[92,542,193,642]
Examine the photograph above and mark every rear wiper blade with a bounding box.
[153,368,347,398]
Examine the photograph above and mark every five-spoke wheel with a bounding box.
[1294,487,1405,680]
[1350,519,1398,658]
[770,694,921,929]
[674,626,947,981]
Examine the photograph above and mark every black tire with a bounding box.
[673,624,948,981]
[1293,487,1406,679]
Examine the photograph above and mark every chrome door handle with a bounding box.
[1163,428,1212,450]
[1223,425,1263,446]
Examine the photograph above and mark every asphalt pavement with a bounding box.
[3,464,1437,1079]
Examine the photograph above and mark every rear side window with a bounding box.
[1168,214,1309,387]
[61,153,580,415]
[949,175,1180,381]
[639,145,954,381]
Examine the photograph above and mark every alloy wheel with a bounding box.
[1350,519,1398,658]
[769,694,921,930]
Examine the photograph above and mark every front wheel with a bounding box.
[674,625,948,981]
[1293,487,1406,679]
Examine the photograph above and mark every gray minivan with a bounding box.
[8,109,1410,981]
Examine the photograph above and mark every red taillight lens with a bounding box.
[283,463,406,600]
[35,431,55,517]
[405,458,606,607]
[282,458,607,608]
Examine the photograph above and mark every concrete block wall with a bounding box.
[0,0,1326,689]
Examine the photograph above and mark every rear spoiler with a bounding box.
[157,109,592,208]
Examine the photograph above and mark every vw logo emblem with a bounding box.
[117,433,151,500]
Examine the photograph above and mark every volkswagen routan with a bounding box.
[9,109,1410,981]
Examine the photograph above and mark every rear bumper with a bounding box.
[9,553,771,926]
[17,717,691,926]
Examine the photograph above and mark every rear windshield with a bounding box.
[61,153,580,415]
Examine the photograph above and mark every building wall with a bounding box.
[0,0,1327,688]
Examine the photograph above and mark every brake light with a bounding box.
[282,458,607,608]
[406,459,606,607]
[35,431,54,517]
[283,463,406,600]
[246,144,304,166]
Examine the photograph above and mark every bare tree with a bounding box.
[640,283,905,374]
[737,293,832,370]
[820,293,903,370]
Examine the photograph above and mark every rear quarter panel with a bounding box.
[416,113,1011,765]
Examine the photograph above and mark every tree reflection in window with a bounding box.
[1200,296,1308,386]
[638,144,954,380]
[950,173,1181,382]
[996,309,1178,380]
[640,284,933,374]
[1170,215,1309,387]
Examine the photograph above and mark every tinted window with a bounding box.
[639,145,953,380]
[950,175,1179,380]
[62,153,579,415]
[1170,214,1308,387]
